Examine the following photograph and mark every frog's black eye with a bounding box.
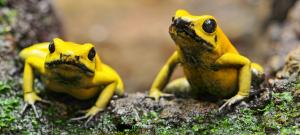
[48,41,55,53]
[202,19,217,33]
[88,47,96,61]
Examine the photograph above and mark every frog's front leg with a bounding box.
[149,52,180,101]
[213,53,253,111]
[71,71,120,126]
[71,82,117,126]
[21,58,49,117]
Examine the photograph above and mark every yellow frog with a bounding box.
[149,10,264,110]
[19,38,124,124]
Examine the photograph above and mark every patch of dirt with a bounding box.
[111,93,219,123]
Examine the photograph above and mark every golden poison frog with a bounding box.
[19,38,124,124]
[149,10,264,110]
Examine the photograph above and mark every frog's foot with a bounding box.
[70,106,104,126]
[21,92,51,118]
[147,90,174,101]
[218,95,246,111]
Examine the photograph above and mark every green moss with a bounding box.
[273,92,293,102]
[261,89,299,133]
[0,81,11,93]
[295,83,300,90]
[0,81,19,131]
[0,0,6,7]
[186,108,263,134]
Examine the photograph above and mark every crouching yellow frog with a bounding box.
[19,38,124,124]
[149,10,264,110]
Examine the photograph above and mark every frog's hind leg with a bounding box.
[115,75,124,96]
[164,77,191,97]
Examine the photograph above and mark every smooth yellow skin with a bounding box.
[19,38,124,120]
[149,10,264,109]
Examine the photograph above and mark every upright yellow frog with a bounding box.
[19,38,124,124]
[149,10,264,110]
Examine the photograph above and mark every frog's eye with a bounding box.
[48,41,55,53]
[202,19,216,33]
[88,47,96,61]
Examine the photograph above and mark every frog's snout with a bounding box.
[171,18,191,32]
[59,53,80,62]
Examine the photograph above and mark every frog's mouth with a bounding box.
[169,18,213,51]
[45,60,94,76]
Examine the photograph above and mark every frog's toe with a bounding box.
[219,95,246,111]
[70,115,89,122]
[70,106,104,126]
[147,90,174,101]
[31,103,40,118]
[160,92,174,98]
[21,103,29,114]
[21,92,49,118]
[71,114,96,127]
[84,115,95,127]
[39,99,52,105]
[70,113,94,127]
[20,103,40,118]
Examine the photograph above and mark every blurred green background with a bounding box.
[53,0,271,92]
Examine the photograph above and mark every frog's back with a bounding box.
[19,42,49,60]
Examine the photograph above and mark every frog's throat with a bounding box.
[170,18,214,51]
[45,60,94,76]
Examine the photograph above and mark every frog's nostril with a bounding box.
[174,18,181,26]
[60,53,72,60]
